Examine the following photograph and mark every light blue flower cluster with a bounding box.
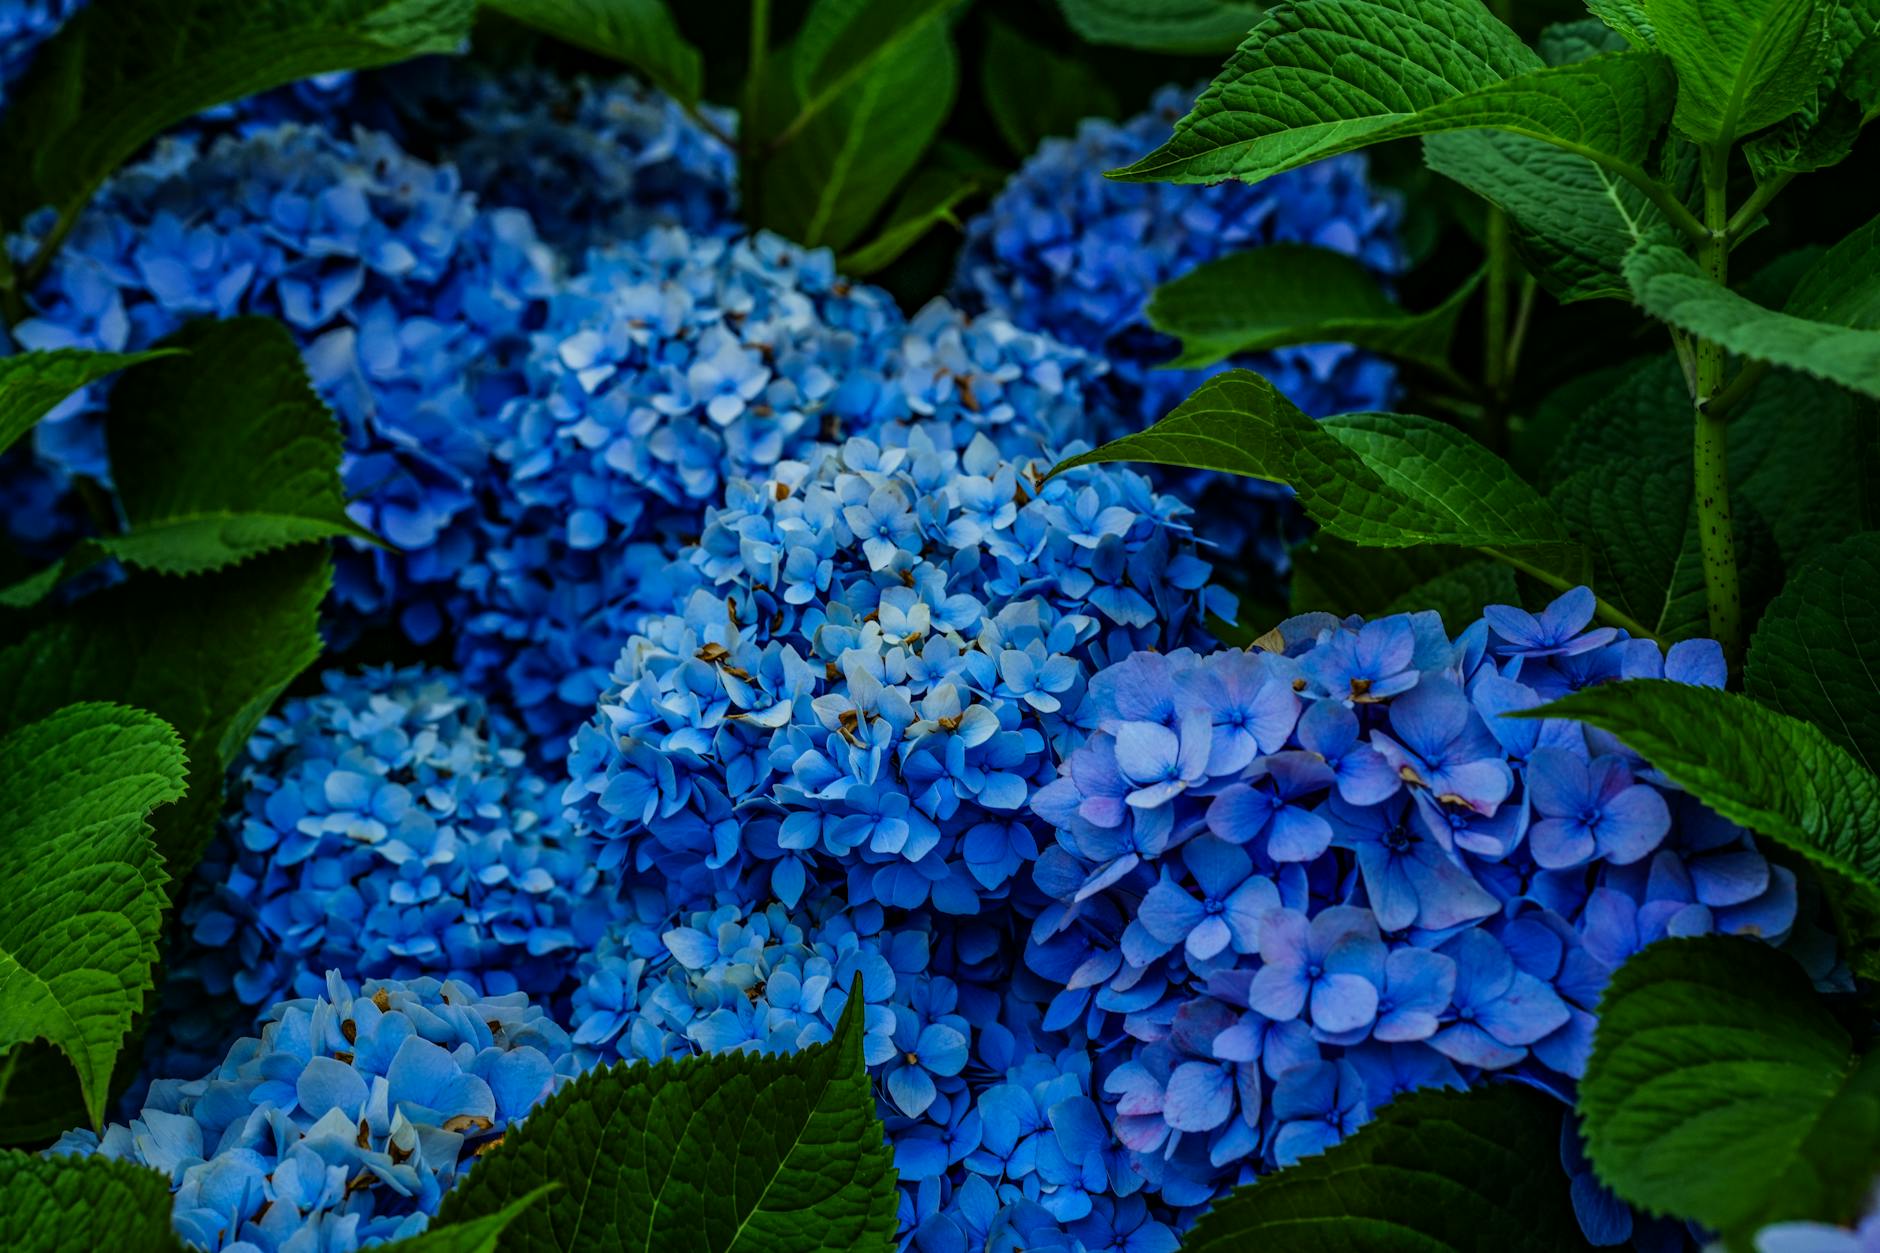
[159,666,599,1079]
[567,884,1184,1252]
[55,973,577,1253]
[461,229,1117,747]
[1024,589,1797,1221]
[954,85,1402,431]
[562,421,1230,915]
[8,122,559,637]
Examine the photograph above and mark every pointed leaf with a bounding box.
[0,1151,188,1253]
[837,169,977,275]
[0,704,186,1128]
[0,0,475,225]
[483,0,700,104]
[432,979,898,1252]
[0,349,177,458]
[1581,937,1880,1239]
[1745,533,1880,772]
[791,0,957,112]
[981,19,1118,158]
[1645,0,1841,144]
[1183,1084,1591,1252]
[1147,244,1476,377]
[1531,679,1880,893]
[1742,1,1880,180]
[1053,0,1263,53]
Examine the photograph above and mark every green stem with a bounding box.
[740,0,773,222]
[1707,359,1770,421]
[1694,148,1742,665]
[1726,171,1793,244]
[1481,547,1663,645]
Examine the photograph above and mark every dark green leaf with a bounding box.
[837,169,978,275]
[1745,533,1880,772]
[1531,680,1880,892]
[381,1189,556,1253]
[0,548,328,881]
[1381,558,1522,631]
[482,0,700,104]
[1183,1084,1591,1252]
[1785,213,1880,329]
[791,0,956,110]
[1647,0,1842,144]
[0,348,177,458]
[1624,239,1880,399]
[0,704,186,1128]
[1053,0,1262,53]
[1739,0,1879,183]
[980,19,1118,158]
[1580,936,1880,1238]
[0,1150,187,1253]
[1586,0,1655,49]
[1111,0,1676,192]
[1290,535,1476,618]
[0,0,474,226]
[1146,244,1476,379]
[433,979,897,1252]
[1538,18,1633,66]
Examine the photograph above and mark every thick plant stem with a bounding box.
[1694,152,1741,666]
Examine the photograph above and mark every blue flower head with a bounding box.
[158,665,598,1079]
[0,0,76,104]
[53,972,578,1253]
[1026,588,1798,1199]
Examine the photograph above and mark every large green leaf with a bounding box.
[836,169,977,275]
[1745,533,1880,772]
[0,1151,187,1253]
[0,547,328,880]
[1111,0,1676,190]
[1532,680,1880,893]
[981,19,1119,158]
[1624,240,1880,399]
[790,0,957,116]
[1145,244,1475,379]
[482,0,700,104]
[0,349,177,458]
[0,704,186,1128]
[432,980,897,1252]
[381,1190,555,1253]
[757,16,957,250]
[1645,0,1840,144]
[1742,1,1880,180]
[1054,0,1262,52]
[1586,0,1655,49]
[1580,937,1880,1239]
[1183,1084,1591,1252]
[0,0,474,226]
[1785,213,1880,330]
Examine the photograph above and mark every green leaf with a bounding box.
[1146,244,1476,379]
[1539,18,1634,66]
[432,978,898,1252]
[980,18,1118,158]
[1290,535,1476,618]
[0,547,328,882]
[837,168,977,275]
[1742,2,1880,180]
[0,0,474,227]
[1745,533,1880,772]
[1110,0,1677,193]
[1624,239,1880,400]
[1381,558,1522,632]
[381,1189,556,1253]
[0,704,186,1128]
[482,0,700,104]
[1183,1084,1591,1252]
[1580,936,1880,1239]
[0,348,177,458]
[1586,0,1656,49]
[1531,679,1880,893]
[1645,0,1840,144]
[1423,127,1664,304]
[1053,0,1262,52]
[1785,213,1880,330]
[0,1150,188,1253]
[757,17,957,250]
[791,0,957,115]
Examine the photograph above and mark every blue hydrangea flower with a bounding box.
[157,666,598,1079]
[7,123,558,637]
[564,421,1229,915]
[0,0,76,105]
[53,972,578,1253]
[1025,588,1798,1203]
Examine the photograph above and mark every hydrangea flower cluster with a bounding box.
[56,973,577,1253]
[158,666,598,1080]
[563,423,1230,915]
[462,230,1117,746]
[0,0,74,104]
[954,85,1402,431]
[7,122,559,636]
[1024,588,1797,1213]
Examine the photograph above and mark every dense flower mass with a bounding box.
[461,232,1122,747]
[57,973,577,1253]
[158,667,598,1079]
[954,85,1402,429]
[563,423,1230,913]
[1024,589,1796,1211]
